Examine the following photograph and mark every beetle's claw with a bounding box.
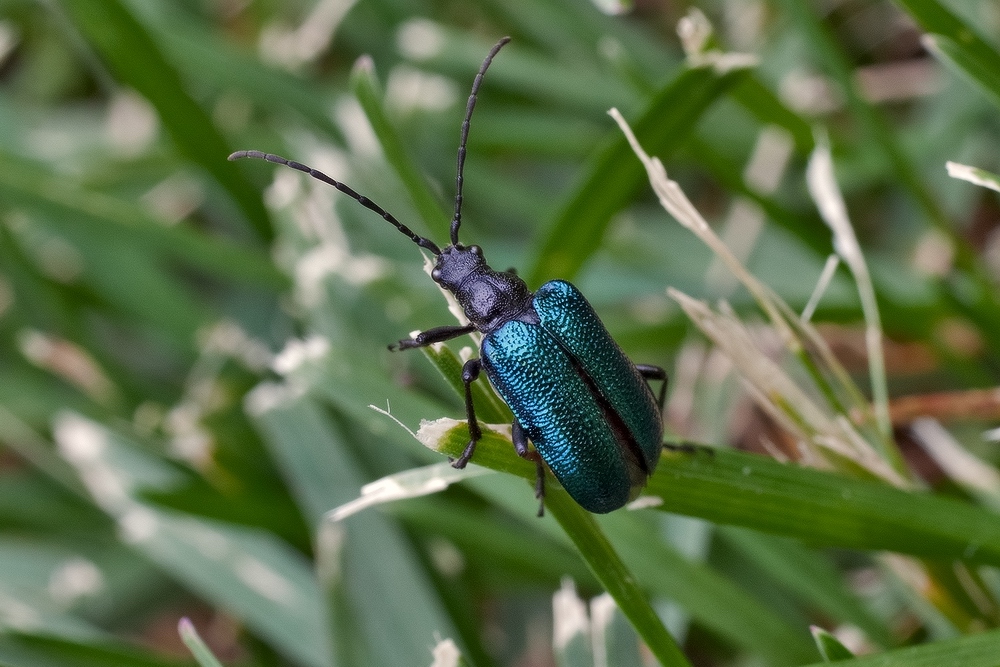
[451,441,476,468]
[393,338,418,351]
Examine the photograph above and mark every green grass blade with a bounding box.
[0,634,199,667]
[719,527,893,647]
[947,162,1000,193]
[179,618,225,667]
[250,390,467,667]
[406,30,639,116]
[924,34,1000,110]
[729,77,814,155]
[55,0,271,241]
[811,626,855,662]
[602,514,816,664]
[350,58,451,239]
[368,419,820,664]
[649,447,1000,565]
[0,150,285,289]
[158,23,342,141]
[52,414,333,667]
[891,0,1000,110]
[545,491,691,667]
[776,0,950,234]
[799,627,1000,667]
[528,65,750,284]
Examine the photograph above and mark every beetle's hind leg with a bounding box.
[451,358,483,469]
[664,440,714,456]
[390,323,476,351]
[513,419,545,517]
[635,364,668,412]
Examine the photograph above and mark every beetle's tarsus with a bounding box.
[663,441,713,455]
[512,420,546,517]
[636,364,669,412]
[452,441,476,468]
[533,462,545,517]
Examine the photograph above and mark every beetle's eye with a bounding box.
[470,245,482,255]
[431,268,442,281]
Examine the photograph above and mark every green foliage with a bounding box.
[1,1,999,666]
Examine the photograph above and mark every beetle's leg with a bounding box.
[635,364,669,412]
[512,419,545,517]
[664,440,714,455]
[452,358,483,468]
[391,323,476,351]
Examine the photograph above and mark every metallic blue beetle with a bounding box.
[231,37,666,514]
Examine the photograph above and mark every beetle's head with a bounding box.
[431,243,488,293]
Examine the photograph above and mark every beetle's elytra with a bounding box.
[230,37,667,514]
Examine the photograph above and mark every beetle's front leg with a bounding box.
[452,358,483,468]
[635,363,668,412]
[391,323,476,351]
[513,419,545,517]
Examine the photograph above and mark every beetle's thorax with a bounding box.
[432,243,536,332]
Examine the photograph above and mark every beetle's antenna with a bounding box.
[450,36,511,247]
[230,150,441,255]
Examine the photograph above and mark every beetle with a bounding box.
[230,37,667,514]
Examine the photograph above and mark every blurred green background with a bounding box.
[1,0,1000,665]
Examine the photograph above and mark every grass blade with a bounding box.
[528,65,750,284]
[649,447,1000,565]
[56,0,271,241]
[546,490,691,667]
[800,627,1000,667]
[892,0,1000,110]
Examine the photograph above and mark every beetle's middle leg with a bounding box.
[512,419,545,517]
[451,358,483,469]
[635,364,668,412]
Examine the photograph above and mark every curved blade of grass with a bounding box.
[799,627,1000,667]
[778,0,1000,357]
[158,23,342,141]
[648,447,1000,565]
[422,422,808,663]
[0,150,285,289]
[924,33,1000,110]
[350,57,451,240]
[0,539,106,640]
[528,65,750,285]
[719,527,893,647]
[392,495,597,588]
[730,77,814,155]
[0,634,202,667]
[601,514,816,665]
[403,29,639,116]
[685,136,831,258]
[545,491,691,667]
[250,389,467,667]
[806,137,894,454]
[55,0,271,241]
[947,162,1000,193]
[178,618,224,667]
[811,627,855,662]
[776,0,950,232]
[891,0,1000,111]
[52,413,332,667]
